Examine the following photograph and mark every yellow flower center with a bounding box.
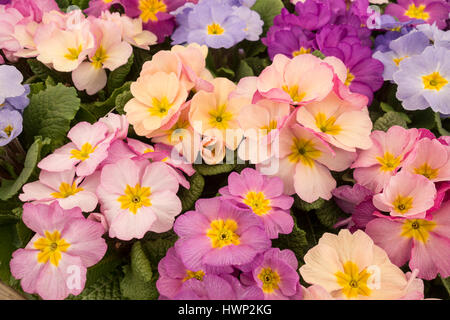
[207,23,225,35]
[70,143,96,161]
[139,0,167,23]
[64,45,83,61]
[149,96,173,118]
[282,85,306,103]
[103,0,114,3]
[3,125,13,137]
[117,183,152,214]
[260,120,278,134]
[208,104,234,130]
[414,163,439,180]
[292,47,311,57]
[422,72,448,91]
[183,270,205,282]
[91,46,108,69]
[206,219,240,248]
[401,219,436,243]
[34,230,70,267]
[315,112,341,135]
[242,191,271,216]
[288,137,322,167]
[405,4,429,20]
[335,261,372,299]
[258,267,281,293]
[376,152,402,172]
[345,70,355,86]
[392,195,414,214]
[393,56,407,66]
[51,182,84,199]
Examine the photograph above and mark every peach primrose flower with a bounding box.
[124,71,188,137]
[300,229,415,300]
[189,77,250,150]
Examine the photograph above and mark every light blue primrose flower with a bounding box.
[0,108,23,147]
[232,6,263,41]
[393,46,450,114]
[0,65,25,105]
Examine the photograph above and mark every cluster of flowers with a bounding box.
[0,65,29,147]
[334,125,450,280]
[124,44,375,204]
[0,1,157,95]
[171,0,264,48]
[263,0,385,103]
[374,24,450,114]
[157,168,426,299]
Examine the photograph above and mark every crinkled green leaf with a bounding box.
[245,57,270,76]
[311,50,325,59]
[120,265,159,300]
[314,200,346,228]
[29,82,45,95]
[0,215,19,226]
[193,163,236,176]
[107,53,134,94]
[84,248,124,288]
[27,59,67,83]
[409,108,435,130]
[142,233,178,267]
[71,0,90,10]
[130,241,153,282]
[179,172,205,212]
[435,113,450,136]
[23,83,80,150]
[81,82,131,119]
[55,0,70,10]
[69,270,123,300]
[373,111,408,131]
[0,137,51,201]
[294,196,326,212]
[115,90,133,115]
[235,60,254,80]
[216,67,235,80]
[251,0,283,34]
[272,217,309,264]
[441,276,450,298]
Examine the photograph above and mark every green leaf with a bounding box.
[71,0,90,10]
[120,265,159,300]
[0,224,19,282]
[69,270,123,300]
[236,60,254,81]
[294,196,326,212]
[245,57,270,76]
[311,50,325,60]
[107,53,134,94]
[84,248,124,288]
[380,102,394,112]
[373,111,408,131]
[142,232,178,267]
[0,214,19,226]
[115,90,133,115]
[272,217,309,264]
[81,82,131,119]
[22,83,80,151]
[130,241,153,282]
[441,276,450,298]
[29,82,45,95]
[435,113,450,136]
[0,137,51,201]
[178,172,205,212]
[315,200,346,228]
[216,67,235,80]
[27,59,67,83]
[251,0,284,34]
[193,163,236,176]
[409,108,436,130]
[55,0,70,10]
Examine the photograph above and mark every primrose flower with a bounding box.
[10,203,107,300]
[393,46,450,114]
[352,126,419,193]
[372,171,437,219]
[85,0,121,17]
[385,0,449,29]
[232,6,263,41]
[189,77,250,150]
[219,168,294,239]
[300,229,414,299]
[97,158,182,240]
[124,71,188,137]
[0,108,22,146]
[36,26,95,72]
[255,54,334,106]
[366,200,450,280]
[373,30,430,81]
[6,0,60,23]
[260,123,355,203]
[403,137,450,182]
[72,19,133,95]
[241,248,300,300]
[295,92,373,152]
[121,0,185,43]
[174,197,271,270]
[3,84,30,112]
[0,64,25,104]
[20,168,99,213]
[171,0,247,48]
[38,121,111,177]
[173,274,264,300]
